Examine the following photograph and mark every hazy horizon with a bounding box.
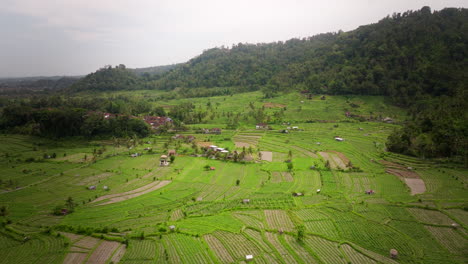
[1,0,467,78]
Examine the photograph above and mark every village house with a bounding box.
[210,128,222,134]
[256,123,269,129]
[144,116,173,130]
[172,134,185,140]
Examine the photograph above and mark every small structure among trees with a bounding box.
[256,123,269,129]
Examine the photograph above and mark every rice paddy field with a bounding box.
[0,93,466,264]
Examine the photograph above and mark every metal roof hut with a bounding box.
[242,199,250,204]
[246,255,253,262]
[168,149,176,156]
[169,225,176,232]
[390,249,398,259]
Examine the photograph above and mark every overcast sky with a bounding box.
[0,0,466,78]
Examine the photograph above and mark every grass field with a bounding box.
[0,93,466,263]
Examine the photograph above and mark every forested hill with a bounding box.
[69,7,467,103]
[150,7,467,103]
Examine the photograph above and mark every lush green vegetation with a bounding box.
[0,92,466,263]
[0,6,467,264]
[21,7,467,162]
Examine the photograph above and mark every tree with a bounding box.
[170,155,176,163]
[66,197,76,212]
[204,165,211,171]
[236,179,240,186]
[0,206,7,216]
[296,225,305,242]
[287,162,294,171]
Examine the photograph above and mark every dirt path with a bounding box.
[91,180,171,205]
[260,151,273,162]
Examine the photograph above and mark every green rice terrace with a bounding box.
[0,93,467,264]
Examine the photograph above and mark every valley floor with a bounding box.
[0,94,466,264]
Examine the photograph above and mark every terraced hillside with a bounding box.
[0,94,466,264]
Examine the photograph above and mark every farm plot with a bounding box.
[289,145,318,158]
[77,172,114,186]
[270,171,293,183]
[63,235,125,264]
[425,226,467,255]
[382,161,426,195]
[0,232,65,264]
[294,209,328,221]
[283,235,318,263]
[260,151,273,162]
[341,244,377,264]
[91,180,171,205]
[303,236,347,264]
[446,209,468,226]
[74,236,100,249]
[164,233,215,264]
[264,232,299,264]
[233,133,262,148]
[319,151,348,170]
[122,239,156,262]
[204,234,234,263]
[170,208,184,221]
[243,228,272,253]
[232,212,265,229]
[109,244,126,264]
[211,230,261,260]
[87,240,121,264]
[63,253,87,264]
[264,210,295,232]
[407,208,455,226]
[304,220,340,240]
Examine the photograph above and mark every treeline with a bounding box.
[0,98,151,138]
[0,77,79,94]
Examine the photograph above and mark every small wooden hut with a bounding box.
[160,155,168,166]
